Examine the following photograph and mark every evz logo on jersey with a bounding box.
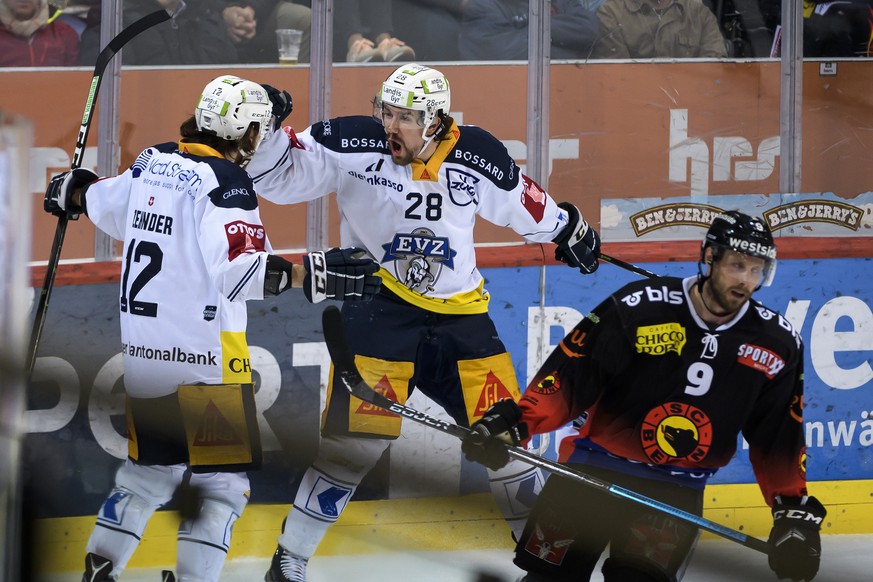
[447,168,480,206]
[381,228,456,294]
[737,343,785,378]
[520,175,546,222]
[635,323,687,356]
[224,220,266,261]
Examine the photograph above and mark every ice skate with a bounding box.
[82,552,115,582]
[265,544,308,582]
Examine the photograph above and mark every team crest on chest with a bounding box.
[640,402,713,464]
[381,228,457,294]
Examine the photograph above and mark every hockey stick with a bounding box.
[26,8,173,376]
[599,252,658,279]
[320,305,771,555]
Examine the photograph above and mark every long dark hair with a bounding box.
[179,116,261,166]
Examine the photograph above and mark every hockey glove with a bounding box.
[461,399,529,471]
[264,254,295,296]
[768,495,826,581]
[44,168,99,220]
[261,84,293,125]
[303,247,381,303]
[553,202,601,274]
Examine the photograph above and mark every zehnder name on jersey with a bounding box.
[131,209,174,235]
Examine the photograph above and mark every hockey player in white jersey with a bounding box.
[44,75,381,582]
[247,64,602,582]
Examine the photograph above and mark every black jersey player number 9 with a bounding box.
[120,238,163,317]
[404,192,442,221]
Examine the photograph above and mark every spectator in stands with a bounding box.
[458,0,599,60]
[221,1,312,63]
[393,0,466,61]
[594,0,728,58]
[78,0,237,66]
[339,0,416,62]
[0,0,79,66]
[802,0,873,57]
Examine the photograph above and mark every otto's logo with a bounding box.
[635,323,686,356]
[521,175,546,223]
[224,220,266,260]
[737,343,785,379]
[641,402,713,464]
[531,374,561,395]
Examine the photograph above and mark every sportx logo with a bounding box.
[669,109,779,197]
[737,343,785,378]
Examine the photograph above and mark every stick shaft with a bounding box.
[26,9,172,376]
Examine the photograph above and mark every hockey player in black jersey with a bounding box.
[464,211,826,581]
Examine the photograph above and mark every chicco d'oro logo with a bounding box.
[641,402,713,464]
[635,323,687,356]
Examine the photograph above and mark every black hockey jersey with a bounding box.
[521,276,808,504]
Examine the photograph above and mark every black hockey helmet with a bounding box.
[698,210,777,289]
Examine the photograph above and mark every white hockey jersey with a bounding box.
[84,141,270,398]
[248,116,571,315]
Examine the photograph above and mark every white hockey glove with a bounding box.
[553,202,601,274]
[44,168,100,220]
[303,247,381,303]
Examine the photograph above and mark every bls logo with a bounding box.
[669,109,779,198]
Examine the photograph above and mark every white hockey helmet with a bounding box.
[195,75,272,145]
[380,63,450,139]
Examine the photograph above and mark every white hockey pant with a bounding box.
[176,471,249,582]
[86,461,248,582]
[279,435,389,558]
[87,461,185,577]
[487,458,544,541]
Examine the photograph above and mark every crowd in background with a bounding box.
[2,0,872,67]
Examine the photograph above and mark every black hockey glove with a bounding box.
[553,202,600,274]
[261,84,293,125]
[461,399,529,471]
[44,168,99,220]
[264,254,295,296]
[303,247,381,303]
[768,495,826,581]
